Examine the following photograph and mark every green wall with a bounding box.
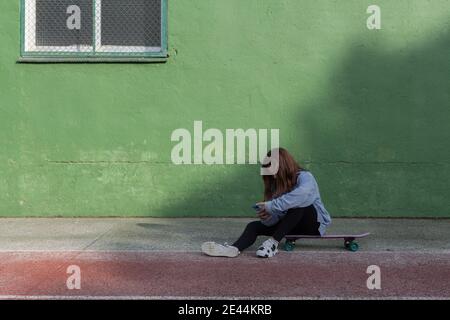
[1,0,449,217]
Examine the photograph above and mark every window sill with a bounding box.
[17,56,168,64]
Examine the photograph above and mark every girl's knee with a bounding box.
[246,220,262,231]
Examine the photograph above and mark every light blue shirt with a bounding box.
[263,171,332,235]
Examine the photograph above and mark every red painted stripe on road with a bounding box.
[0,252,449,299]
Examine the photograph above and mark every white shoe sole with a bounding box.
[201,242,239,258]
[256,249,278,258]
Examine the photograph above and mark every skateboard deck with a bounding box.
[284,232,370,252]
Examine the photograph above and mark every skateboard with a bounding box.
[284,232,370,252]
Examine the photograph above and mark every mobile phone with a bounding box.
[252,205,261,211]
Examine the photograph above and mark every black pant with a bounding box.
[232,205,320,251]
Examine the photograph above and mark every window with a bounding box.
[20,0,168,61]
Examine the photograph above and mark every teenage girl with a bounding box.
[201,148,332,258]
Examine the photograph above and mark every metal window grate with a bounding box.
[21,0,168,60]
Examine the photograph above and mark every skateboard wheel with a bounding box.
[347,242,359,252]
[284,241,295,252]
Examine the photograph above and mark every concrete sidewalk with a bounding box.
[0,218,449,252]
[0,218,449,299]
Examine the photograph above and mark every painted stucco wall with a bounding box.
[1,0,449,217]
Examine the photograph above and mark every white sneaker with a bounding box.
[256,238,279,258]
[201,242,240,258]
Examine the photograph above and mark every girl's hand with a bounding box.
[258,211,271,221]
[256,202,271,221]
[255,202,266,212]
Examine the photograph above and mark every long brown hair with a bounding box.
[262,148,303,201]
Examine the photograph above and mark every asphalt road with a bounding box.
[0,218,449,299]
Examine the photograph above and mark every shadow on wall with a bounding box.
[159,29,450,218]
[302,29,450,217]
